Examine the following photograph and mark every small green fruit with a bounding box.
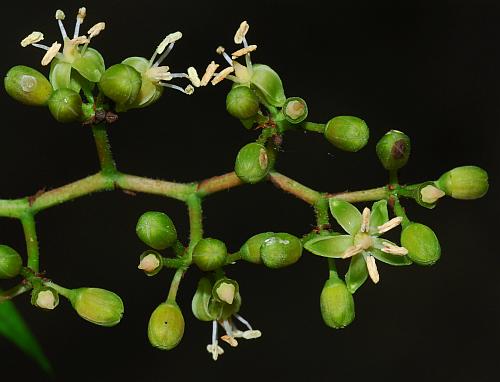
[0,245,23,279]
[235,142,271,184]
[31,287,59,310]
[98,64,142,111]
[282,97,308,124]
[192,238,227,271]
[250,64,286,107]
[324,116,369,152]
[320,277,355,329]
[376,130,411,170]
[136,211,177,250]
[226,86,260,120]
[401,223,441,266]
[148,301,185,350]
[436,166,489,200]
[4,65,52,106]
[239,232,275,264]
[69,288,124,327]
[48,88,83,123]
[260,233,302,268]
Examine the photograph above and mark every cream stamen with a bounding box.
[211,66,234,85]
[361,207,371,233]
[365,255,380,283]
[21,32,44,47]
[234,21,249,44]
[377,217,403,234]
[41,42,61,66]
[231,44,257,59]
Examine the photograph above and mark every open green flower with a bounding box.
[122,31,200,105]
[20,8,105,92]
[305,199,411,292]
[199,21,286,107]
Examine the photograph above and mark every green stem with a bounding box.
[328,258,338,279]
[301,121,325,133]
[43,281,73,299]
[314,196,330,231]
[389,169,399,185]
[187,194,203,245]
[328,187,389,203]
[196,172,243,198]
[116,173,195,202]
[91,123,117,175]
[226,252,242,264]
[0,284,32,302]
[269,172,322,204]
[21,214,40,272]
[31,173,114,214]
[162,257,187,269]
[392,197,411,228]
[167,268,184,302]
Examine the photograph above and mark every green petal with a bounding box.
[49,61,72,90]
[122,56,149,74]
[304,234,353,258]
[370,244,412,266]
[329,199,362,235]
[0,296,52,373]
[345,253,368,293]
[73,48,105,82]
[369,200,389,235]
[250,64,286,107]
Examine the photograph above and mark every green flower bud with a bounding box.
[401,223,441,266]
[0,245,22,279]
[226,85,260,120]
[235,142,271,184]
[320,277,355,329]
[324,116,369,152]
[192,277,216,321]
[212,278,239,305]
[436,166,489,200]
[138,250,163,276]
[31,287,59,310]
[136,211,177,250]
[148,301,185,350]
[260,233,302,268]
[282,97,308,124]
[47,88,83,123]
[98,64,142,112]
[5,66,53,106]
[239,232,275,264]
[69,288,124,327]
[192,238,227,271]
[376,130,411,170]
[250,64,286,107]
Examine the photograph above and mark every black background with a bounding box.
[0,0,499,381]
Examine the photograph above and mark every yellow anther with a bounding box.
[216,46,225,55]
[200,61,219,86]
[184,85,195,95]
[77,7,87,22]
[231,44,257,59]
[342,244,364,259]
[156,31,182,54]
[88,22,106,38]
[361,207,371,233]
[21,31,44,47]
[147,66,172,82]
[377,217,403,234]
[41,42,61,66]
[55,9,66,20]
[187,67,201,87]
[234,21,249,44]
[365,255,380,284]
[211,67,234,85]
[221,335,238,347]
[381,242,408,255]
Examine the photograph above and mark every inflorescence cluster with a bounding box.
[0,8,489,361]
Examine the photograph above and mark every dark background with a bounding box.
[0,0,498,381]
